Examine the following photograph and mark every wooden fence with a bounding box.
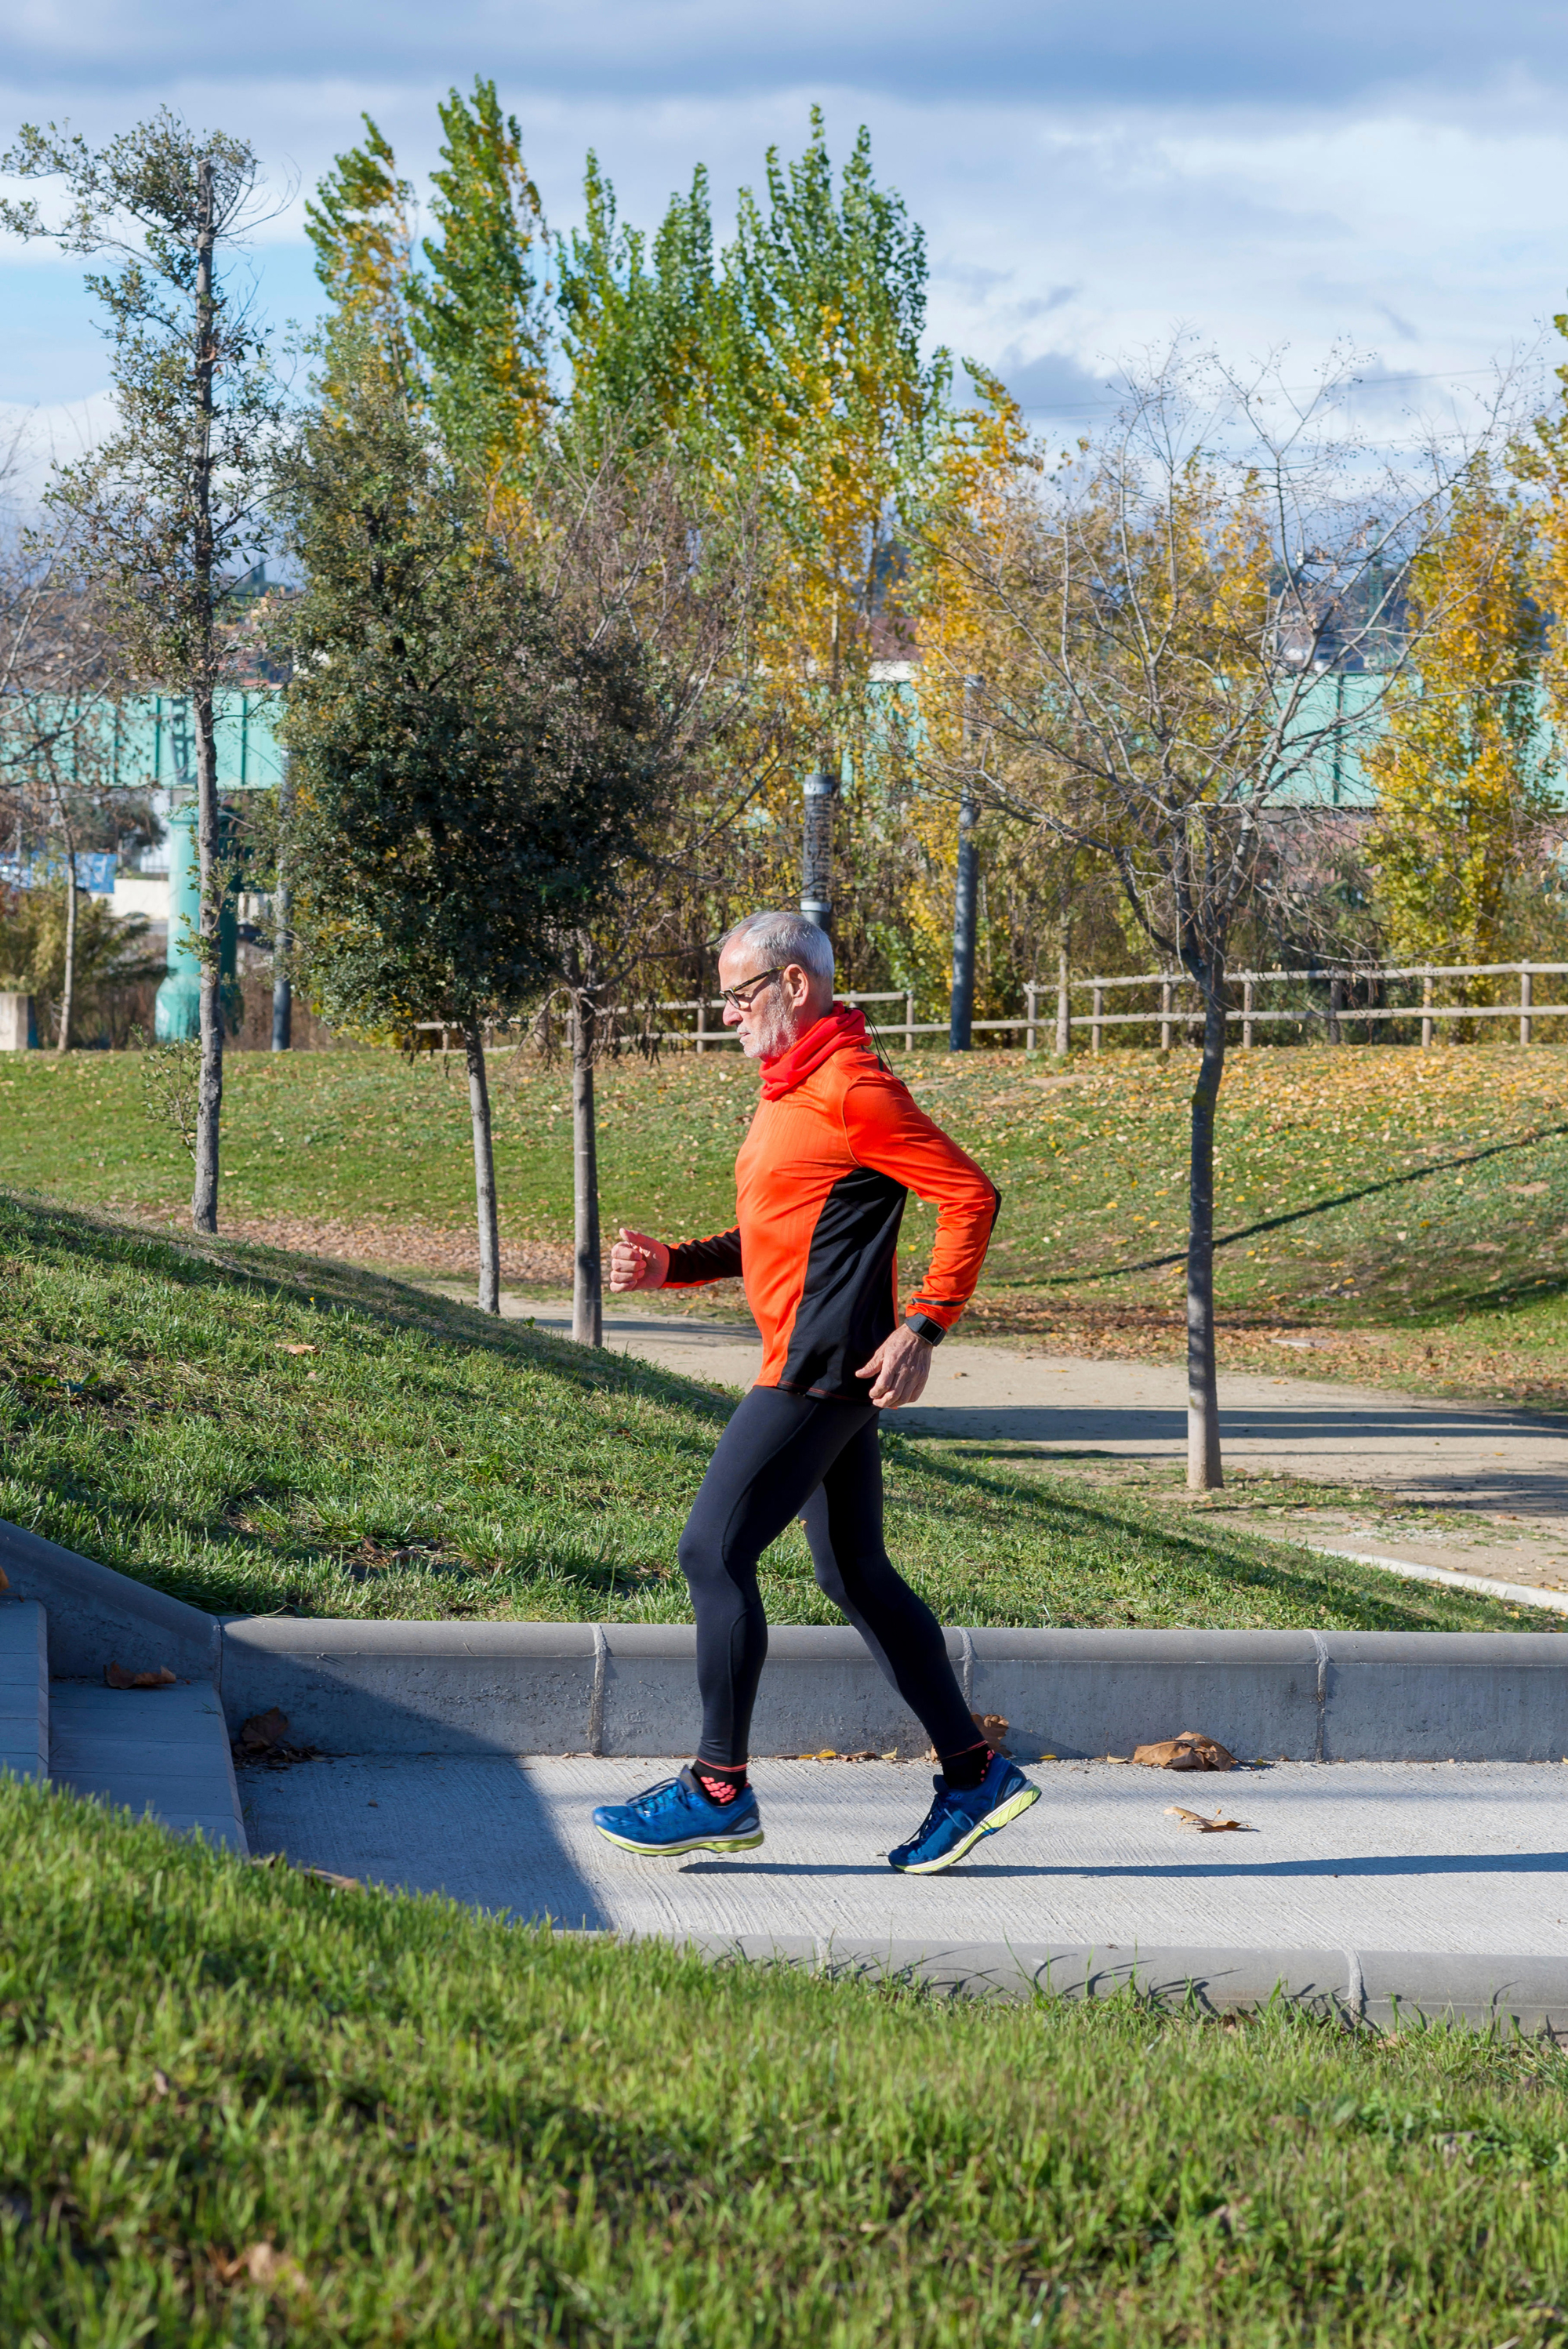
[628,963,1568,1053]
[412,962,1568,1055]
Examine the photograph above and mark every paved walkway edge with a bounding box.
[675,1935,1568,2032]
[1300,1542,1568,1616]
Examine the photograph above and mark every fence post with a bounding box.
[1421,973,1433,1050]
[1521,966,1533,1047]
[1328,974,1344,1046]
[695,996,708,1055]
[1160,976,1172,1052]
[904,990,916,1054]
[1243,976,1254,1049]
[1025,980,1038,1055]
[1091,982,1104,1055]
[1055,952,1070,1056]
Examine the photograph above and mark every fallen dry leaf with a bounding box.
[151,2068,170,2099]
[239,1706,291,1752]
[1165,1805,1254,1832]
[928,1709,1012,1763]
[104,1662,176,1690]
[0,1564,9,1591]
[1133,1730,1236,1771]
[275,1342,317,1356]
[302,1866,360,1891]
[214,2242,309,2295]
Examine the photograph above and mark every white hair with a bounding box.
[717,910,835,987]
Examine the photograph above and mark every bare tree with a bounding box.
[923,344,1497,1487]
[2,111,285,1226]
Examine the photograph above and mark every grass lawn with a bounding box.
[0,1188,1539,1631]
[5,1038,1568,1406]
[5,1774,1568,2347]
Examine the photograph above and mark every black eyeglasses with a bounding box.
[720,968,785,1012]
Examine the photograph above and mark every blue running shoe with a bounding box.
[592,1766,764,1857]
[888,1751,1040,1874]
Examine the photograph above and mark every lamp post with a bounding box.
[949,677,981,1050]
[800,763,836,937]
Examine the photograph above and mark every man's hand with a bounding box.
[609,1228,670,1294]
[854,1321,934,1409]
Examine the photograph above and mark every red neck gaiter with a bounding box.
[759,1004,869,1099]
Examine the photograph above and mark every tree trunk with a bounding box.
[572,985,603,1348]
[1185,964,1227,1490]
[56,830,76,1055]
[464,1018,499,1314]
[190,156,223,1236]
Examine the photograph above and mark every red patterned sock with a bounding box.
[694,1761,748,1805]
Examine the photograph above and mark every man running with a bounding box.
[590,909,1040,1875]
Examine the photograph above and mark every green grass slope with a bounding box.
[0,1190,1533,1632]
[4,1777,1568,2347]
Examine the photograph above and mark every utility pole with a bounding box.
[271,761,292,1050]
[800,760,836,937]
[949,677,980,1050]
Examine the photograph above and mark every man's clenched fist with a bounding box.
[609,1228,670,1293]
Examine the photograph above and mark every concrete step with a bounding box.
[0,1599,47,1781]
[49,1681,248,1853]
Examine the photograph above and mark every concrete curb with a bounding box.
[220,1617,1568,1763]
[0,1521,220,1683]
[678,1936,1568,2031]
[8,1517,1568,1763]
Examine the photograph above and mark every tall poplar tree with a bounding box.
[410,78,552,487]
[1,111,281,1232]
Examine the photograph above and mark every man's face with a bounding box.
[717,942,819,1060]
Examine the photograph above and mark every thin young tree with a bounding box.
[1,111,285,1227]
[923,346,1489,1487]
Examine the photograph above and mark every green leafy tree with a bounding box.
[409,78,551,489]
[303,114,416,394]
[275,325,699,1314]
[556,156,720,451]
[0,110,282,1230]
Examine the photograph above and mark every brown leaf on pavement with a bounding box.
[1133,1730,1236,1770]
[1165,1805,1254,1832]
[239,1707,291,1752]
[0,1564,9,1591]
[104,1662,176,1689]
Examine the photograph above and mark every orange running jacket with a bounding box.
[662,1015,1000,1400]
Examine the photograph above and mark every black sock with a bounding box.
[693,1759,749,1804]
[941,1741,992,1792]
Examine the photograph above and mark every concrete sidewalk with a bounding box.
[495,1299,1568,1592]
[242,1752,1568,1959]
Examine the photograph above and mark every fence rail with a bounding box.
[412,964,1568,1055]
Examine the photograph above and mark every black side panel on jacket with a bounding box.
[780,1166,907,1398]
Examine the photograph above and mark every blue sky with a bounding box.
[2,0,1567,457]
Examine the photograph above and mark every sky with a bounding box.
[2,0,1567,467]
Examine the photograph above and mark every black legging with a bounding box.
[677,1385,978,1767]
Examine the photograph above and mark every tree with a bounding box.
[408,78,551,491]
[274,328,743,1316]
[1,111,283,1229]
[556,156,720,453]
[927,347,1477,1487]
[1366,459,1552,981]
